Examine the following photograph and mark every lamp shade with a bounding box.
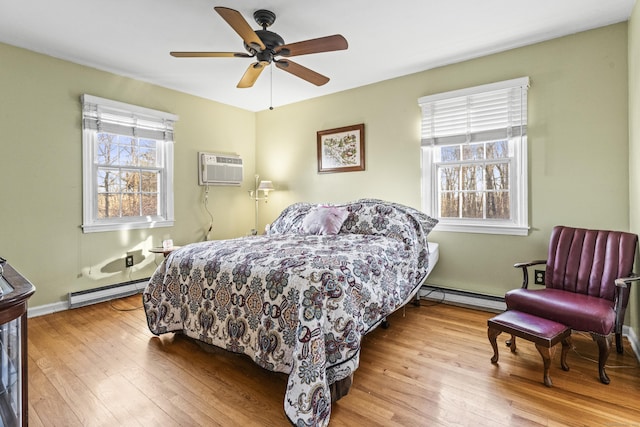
[257,180,274,192]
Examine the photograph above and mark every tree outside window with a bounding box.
[96,133,160,219]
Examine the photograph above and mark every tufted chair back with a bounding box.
[545,226,637,306]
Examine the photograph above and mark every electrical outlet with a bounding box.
[125,255,134,268]
[534,269,545,285]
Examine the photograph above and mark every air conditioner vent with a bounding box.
[198,152,243,186]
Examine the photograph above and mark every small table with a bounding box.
[149,246,181,257]
[488,310,572,387]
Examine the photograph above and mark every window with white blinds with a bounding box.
[81,95,179,233]
[418,77,529,235]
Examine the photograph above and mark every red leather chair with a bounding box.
[505,226,638,384]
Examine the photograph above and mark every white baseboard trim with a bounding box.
[624,325,640,362]
[28,301,68,318]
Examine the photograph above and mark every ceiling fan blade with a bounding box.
[275,60,330,86]
[237,62,268,88]
[214,7,266,52]
[276,35,348,57]
[170,51,252,58]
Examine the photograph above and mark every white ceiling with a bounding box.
[0,0,635,112]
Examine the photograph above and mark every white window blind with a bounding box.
[419,77,529,146]
[82,94,176,141]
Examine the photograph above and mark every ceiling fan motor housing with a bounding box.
[245,29,284,63]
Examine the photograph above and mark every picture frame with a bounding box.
[317,123,365,173]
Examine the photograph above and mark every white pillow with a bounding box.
[301,206,349,235]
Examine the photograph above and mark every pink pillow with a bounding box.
[301,206,349,235]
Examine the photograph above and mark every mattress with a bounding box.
[426,241,439,277]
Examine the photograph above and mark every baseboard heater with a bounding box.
[68,278,149,309]
[419,285,507,313]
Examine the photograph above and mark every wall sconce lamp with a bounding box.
[249,174,274,235]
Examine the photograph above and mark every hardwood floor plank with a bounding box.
[28,354,83,426]
[28,296,640,426]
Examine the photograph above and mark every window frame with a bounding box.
[81,95,177,233]
[419,77,529,236]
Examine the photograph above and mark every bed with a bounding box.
[143,199,438,426]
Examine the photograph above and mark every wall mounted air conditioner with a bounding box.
[198,152,243,186]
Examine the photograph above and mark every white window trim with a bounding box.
[419,77,529,236]
[81,95,178,233]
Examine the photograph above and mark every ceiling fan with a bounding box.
[170,7,348,88]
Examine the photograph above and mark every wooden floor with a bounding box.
[27,296,640,426]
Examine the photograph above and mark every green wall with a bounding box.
[256,23,630,300]
[0,42,256,307]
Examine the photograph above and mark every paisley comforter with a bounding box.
[143,199,437,426]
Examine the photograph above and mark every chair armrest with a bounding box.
[514,260,547,269]
[613,275,640,332]
[614,275,640,288]
[513,259,547,289]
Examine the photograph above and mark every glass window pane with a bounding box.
[487,192,510,219]
[485,163,510,190]
[139,147,157,166]
[122,171,140,193]
[98,194,120,219]
[462,165,483,191]
[486,140,509,159]
[440,192,459,218]
[121,194,140,217]
[439,145,460,162]
[439,166,459,191]
[97,168,120,193]
[462,143,484,160]
[142,194,158,216]
[96,134,118,165]
[462,192,483,218]
[141,171,158,192]
[139,139,156,149]
[118,139,137,166]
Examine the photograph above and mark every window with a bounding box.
[81,95,178,233]
[419,77,529,235]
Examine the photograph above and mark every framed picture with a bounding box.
[317,123,365,173]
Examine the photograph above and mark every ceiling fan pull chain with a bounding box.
[269,64,274,110]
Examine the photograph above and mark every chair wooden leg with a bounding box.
[488,327,502,363]
[560,336,572,371]
[615,332,623,354]
[505,335,517,353]
[591,333,611,384]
